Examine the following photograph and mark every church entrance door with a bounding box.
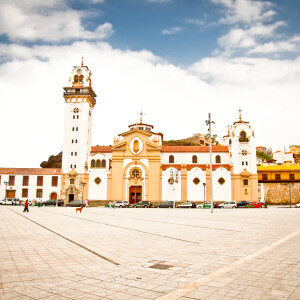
[129,186,142,204]
[69,194,74,202]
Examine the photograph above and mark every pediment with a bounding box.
[146,141,162,151]
[118,128,152,138]
[240,169,251,177]
[112,141,127,151]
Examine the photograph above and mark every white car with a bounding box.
[295,203,300,208]
[178,202,197,208]
[114,201,129,208]
[1,198,14,205]
[218,201,237,209]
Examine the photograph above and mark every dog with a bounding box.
[76,206,83,213]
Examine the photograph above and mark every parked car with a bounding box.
[155,201,174,208]
[197,203,220,208]
[1,198,14,205]
[114,201,129,208]
[133,201,152,208]
[237,201,249,208]
[66,201,85,207]
[218,201,237,209]
[245,202,263,208]
[178,202,197,208]
[42,199,64,206]
[295,203,300,208]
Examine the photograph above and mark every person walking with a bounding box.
[85,199,89,208]
[24,199,29,212]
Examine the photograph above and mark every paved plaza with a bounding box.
[0,206,299,300]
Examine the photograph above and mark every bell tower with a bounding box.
[61,60,97,203]
[230,109,258,202]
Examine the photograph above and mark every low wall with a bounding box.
[263,182,300,204]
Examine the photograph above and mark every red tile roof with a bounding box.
[91,146,112,153]
[162,146,228,152]
[162,164,231,171]
[0,168,61,175]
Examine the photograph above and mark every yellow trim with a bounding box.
[257,164,300,171]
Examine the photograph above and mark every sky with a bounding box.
[0,0,299,167]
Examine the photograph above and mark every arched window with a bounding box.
[96,159,101,168]
[239,131,248,142]
[192,155,197,163]
[91,160,95,168]
[101,160,106,168]
[215,155,221,163]
[169,155,174,164]
[74,75,78,83]
[79,75,83,83]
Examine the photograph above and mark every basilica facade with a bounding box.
[0,63,258,204]
[60,63,258,205]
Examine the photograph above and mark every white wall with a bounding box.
[273,152,294,164]
[212,167,231,202]
[162,167,181,202]
[0,174,61,202]
[187,167,206,201]
[161,152,230,165]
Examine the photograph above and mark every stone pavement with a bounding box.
[0,206,299,299]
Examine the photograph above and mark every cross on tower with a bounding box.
[81,56,84,67]
[238,108,242,121]
[138,109,145,123]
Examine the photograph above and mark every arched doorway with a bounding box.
[129,186,142,204]
[50,192,57,200]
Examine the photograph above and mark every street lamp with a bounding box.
[203,182,206,206]
[170,169,179,208]
[4,181,8,205]
[285,182,295,208]
[80,182,86,206]
[205,113,216,213]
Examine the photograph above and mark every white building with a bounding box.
[0,62,259,204]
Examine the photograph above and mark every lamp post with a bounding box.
[285,182,295,208]
[80,182,86,206]
[206,113,216,213]
[4,181,8,205]
[203,182,206,206]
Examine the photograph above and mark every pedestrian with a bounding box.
[109,201,112,208]
[85,199,89,208]
[24,199,29,213]
[113,200,116,209]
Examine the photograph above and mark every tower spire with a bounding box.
[238,108,242,121]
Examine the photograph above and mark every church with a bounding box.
[0,62,258,205]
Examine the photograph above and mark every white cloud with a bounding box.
[211,0,275,24]
[185,18,205,26]
[248,41,296,54]
[146,0,173,3]
[0,42,299,168]
[162,27,183,35]
[0,0,112,42]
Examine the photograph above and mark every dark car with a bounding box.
[155,201,174,208]
[237,201,249,208]
[43,199,64,206]
[133,201,152,208]
[66,200,86,207]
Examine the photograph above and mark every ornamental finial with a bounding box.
[81,56,84,67]
[238,108,242,121]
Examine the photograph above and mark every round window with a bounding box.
[94,177,101,184]
[218,177,225,185]
[168,177,174,185]
[193,177,200,185]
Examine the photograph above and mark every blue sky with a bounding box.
[0,0,299,167]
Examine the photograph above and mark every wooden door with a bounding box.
[129,186,142,204]
[50,192,57,200]
[6,190,15,198]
